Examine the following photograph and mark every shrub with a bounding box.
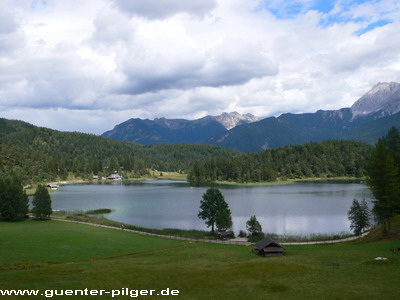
[238,230,247,237]
[247,232,265,243]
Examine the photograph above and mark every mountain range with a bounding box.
[102,82,400,152]
[102,112,259,145]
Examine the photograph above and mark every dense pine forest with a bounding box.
[0,118,375,185]
[0,118,239,183]
[187,140,373,184]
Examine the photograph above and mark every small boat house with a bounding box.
[106,174,123,180]
[252,237,285,257]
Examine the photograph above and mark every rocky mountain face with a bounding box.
[206,108,390,152]
[103,82,400,152]
[101,112,259,145]
[214,112,260,130]
[351,82,400,117]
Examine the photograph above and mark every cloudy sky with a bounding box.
[1,0,400,134]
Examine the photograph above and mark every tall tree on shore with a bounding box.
[32,184,52,220]
[348,199,371,236]
[198,188,231,234]
[0,178,28,222]
[215,209,233,234]
[384,127,400,213]
[367,127,400,234]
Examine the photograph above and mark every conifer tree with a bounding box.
[348,199,371,236]
[246,215,263,236]
[32,184,52,220]
[367,128,400,234]
[0,178,28,222]
[384,127,400,213]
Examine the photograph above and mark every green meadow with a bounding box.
[1,220,399,299]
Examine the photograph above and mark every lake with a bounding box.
[49,180,373,235]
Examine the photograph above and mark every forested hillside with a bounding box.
[0,118,239,183]
[187,140,373,184]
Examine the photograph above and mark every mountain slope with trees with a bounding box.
[207,109,400,152]
[0,118,240,183]
[187,140,372,184]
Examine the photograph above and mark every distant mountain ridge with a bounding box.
[102,82,400,151]
[206,82,400,151]
[102,112,259,144]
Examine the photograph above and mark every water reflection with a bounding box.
[50,180,373,235]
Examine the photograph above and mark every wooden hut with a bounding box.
[252,237,285,257]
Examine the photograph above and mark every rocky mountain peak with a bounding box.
[213,112,260,130]
[351,82,400,117]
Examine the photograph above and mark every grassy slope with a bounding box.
[357,215,400,243]
[1,220,400,299]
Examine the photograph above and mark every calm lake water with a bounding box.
[49,180,373,235]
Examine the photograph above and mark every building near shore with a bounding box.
[252,237,285,257]
[106,174,123,180]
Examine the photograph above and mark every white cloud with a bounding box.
[116,36,278,94]
[0,107,146,134]
[0,0,400,133]
[324,21,400,73]
[111,0,216,19]
[0,9,24,55]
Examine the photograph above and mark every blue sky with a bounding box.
[262,0,373,17]
[260,0,394,34]
[355,19,393,35]
[29,0,48,9]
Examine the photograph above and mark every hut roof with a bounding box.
[255,237,284,250]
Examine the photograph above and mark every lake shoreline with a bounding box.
[49,175,365,188]
[48,180,371,236]
[50,216,365,244]
[197,176,365,187]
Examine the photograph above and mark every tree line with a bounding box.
[187,140,372,184]
[0,178,52,222]
[0,118,239,184]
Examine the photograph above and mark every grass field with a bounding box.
[1,220,399,299]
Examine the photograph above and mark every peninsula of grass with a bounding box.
[125,171,187,181]
[85,208,113,215]
[0,220,399,299]
[149,171,187,181]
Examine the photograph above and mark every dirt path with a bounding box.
[51,218,366,246]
